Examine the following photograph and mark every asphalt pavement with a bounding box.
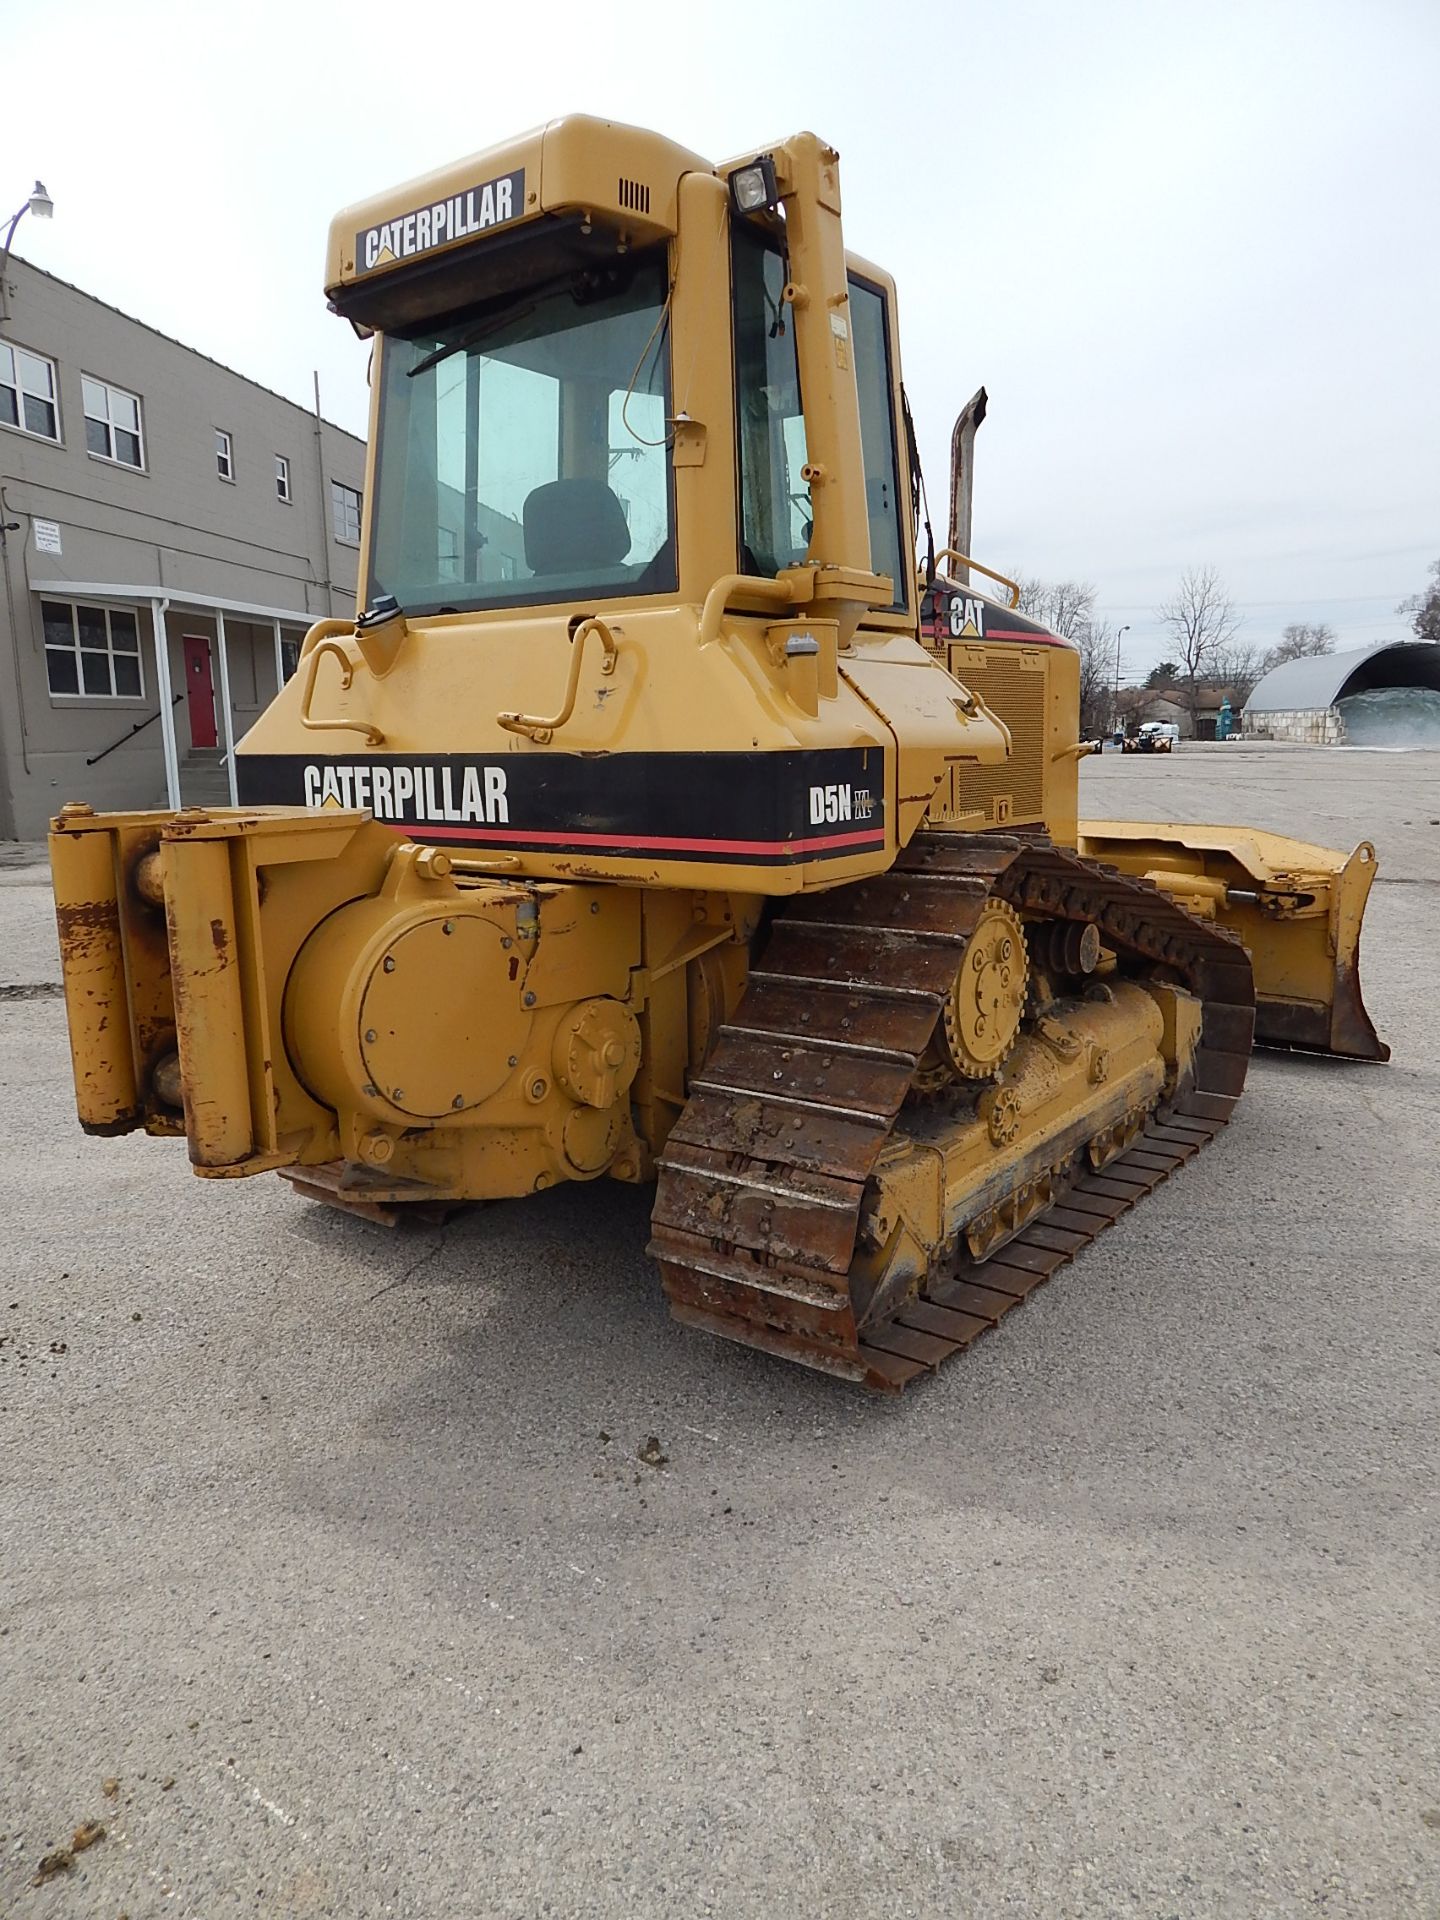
[2,745,1437,1918]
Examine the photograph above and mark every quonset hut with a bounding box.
[1243,641,1440,744]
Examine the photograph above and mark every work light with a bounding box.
[729,157,779,216]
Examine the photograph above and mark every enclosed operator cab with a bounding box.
[233,115,1045,883]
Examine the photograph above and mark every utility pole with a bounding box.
[1113,625,1130,735]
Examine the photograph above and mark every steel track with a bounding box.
[649,832,1255,1390]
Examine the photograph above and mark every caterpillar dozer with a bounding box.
[48,118,1387,1390]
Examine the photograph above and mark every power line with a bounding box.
[1101,592,1409,612]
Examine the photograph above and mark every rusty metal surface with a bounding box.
[690,1030,916,1119]
[277,1163,404,1227]
[650,830,1254,1391]
[651,849,996,1380]
[663,1088,885,1183]
[1256,972,1390,1062]
[724,978,939,1057]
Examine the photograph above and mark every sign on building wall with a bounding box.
[32,519,62,555]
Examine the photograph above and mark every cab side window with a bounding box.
[731,221,907,608]
[731,223,810,576]
[847,275,906,612]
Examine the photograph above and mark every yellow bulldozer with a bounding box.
[49,118,1387,1389]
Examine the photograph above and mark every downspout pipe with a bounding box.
[0,490,32,806]
[150,597,181,810]
[214,608,239,806]
[312,371,335,616]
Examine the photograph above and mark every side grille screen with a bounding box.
[952,647,1047,823]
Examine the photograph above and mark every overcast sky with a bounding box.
[8,0,1436,673]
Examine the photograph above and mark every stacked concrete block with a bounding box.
[1242,706,1346,744]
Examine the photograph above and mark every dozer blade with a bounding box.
[1077,821,1388,1062]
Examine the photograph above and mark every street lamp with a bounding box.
[1113,625,1130,735]
[0,181,54,321]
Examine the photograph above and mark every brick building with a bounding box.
[0,254,365,839]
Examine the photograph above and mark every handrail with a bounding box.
[297,616,358,663]
[698,571,805,648]
[929,548,1021,609]
[497,617,619,744]
[85,694,183,767]
[299,638,385,746]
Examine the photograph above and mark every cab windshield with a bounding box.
[368,249,675,615]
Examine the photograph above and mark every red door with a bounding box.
[183,634,217,748]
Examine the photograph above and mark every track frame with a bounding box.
[650,831,1255,1390]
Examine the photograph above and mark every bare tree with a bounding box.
[1398,559,1440,643]
[1076,620,1116,740]
[1011,574,1117,733]
[1012,574,1098,642]
[1011,575,1114,732]
[1156,567,1240,732]
[1214,639,1267,712]
[1011,572,1045,616]
[1042,581,1099,643]
[1265,622,1336,668]
[1118,686,1164,727]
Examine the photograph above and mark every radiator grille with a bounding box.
[618,177,651,214]
[950,646,1047,825]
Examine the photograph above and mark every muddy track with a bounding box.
[649,831,1255,1390]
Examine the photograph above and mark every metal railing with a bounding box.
[85,695,184,768]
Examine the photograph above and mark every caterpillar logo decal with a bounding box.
[948,594,987,639]
[921,587,1073,650]
[238,750,886,866]
[356,168,525,274]
[303,760,508,824]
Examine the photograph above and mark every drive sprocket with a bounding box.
[941,896,1028,1078]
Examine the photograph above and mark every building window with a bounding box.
[0,341,59,441]
[280,637,301,682]
[216,429,234,481]
[82,376,145,469]
[275,454,291,502]
[331,480,362,545]
[42,600,144,699]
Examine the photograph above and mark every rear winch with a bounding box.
[282,846,643,1192]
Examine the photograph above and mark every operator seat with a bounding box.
[523,479,631,576]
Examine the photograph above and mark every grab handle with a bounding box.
[931,549,1021,609]
[497,618,619,744]
[299,639,385,746]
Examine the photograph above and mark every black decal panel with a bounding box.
[356,169,526,275]
[920,587,1071,649]
[237,750,887,866]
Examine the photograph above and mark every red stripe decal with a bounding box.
[386,823,887,856]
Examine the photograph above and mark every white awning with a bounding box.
[29,579,327,809]
[27,578,316,626]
